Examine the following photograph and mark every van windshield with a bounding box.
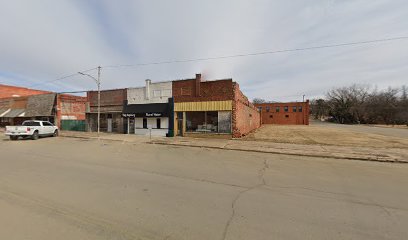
[22,121,41,126]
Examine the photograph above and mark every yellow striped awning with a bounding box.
[174,101,232,111]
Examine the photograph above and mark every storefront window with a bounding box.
[186,111,224,133]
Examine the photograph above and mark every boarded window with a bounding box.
[181,88,191,96]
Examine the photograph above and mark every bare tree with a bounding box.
[326,85,369,124]
[252,98,266,104]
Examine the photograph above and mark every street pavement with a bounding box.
[0,135,408,239]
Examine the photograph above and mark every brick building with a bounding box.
[0,83,86,128]
[86,88,127,133]
[0,92,86,128]
[254,101,310,125]
[56,94,87,131]
[173,74,260,138]
[0,84,50,99]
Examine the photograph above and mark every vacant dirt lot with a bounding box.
[245,122,408,149]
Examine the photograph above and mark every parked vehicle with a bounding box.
[5,120,58,140]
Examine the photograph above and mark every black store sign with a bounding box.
[122,112,163,118]
[122,103,169,118]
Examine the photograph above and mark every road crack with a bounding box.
[221,159,269,240]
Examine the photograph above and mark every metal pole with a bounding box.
[302,94,305,102]
[97,66,101,136]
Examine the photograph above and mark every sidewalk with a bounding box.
[60,131,408,163]
[59,131,163,144]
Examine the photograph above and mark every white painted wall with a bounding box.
[127,81,172,104]
[133,117,169,137]
[134,117,169,129]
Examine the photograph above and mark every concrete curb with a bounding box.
[150,142,407,164]
[59,134,151,144]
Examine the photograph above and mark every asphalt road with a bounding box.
[0,135,407,240]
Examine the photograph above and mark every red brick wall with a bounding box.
[254,101,309,125]
[232,83,261,138]
[56,94,87,127]
[87,89,127,112]
[0,84,50,99]
[172,74,234,102]
[11,97,28,109]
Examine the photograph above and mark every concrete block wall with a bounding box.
[232,83,261,138]
[127,81,172,104]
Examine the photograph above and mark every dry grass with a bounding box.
[244,124,408,149]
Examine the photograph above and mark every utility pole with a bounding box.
[78,66,101,136]
[97,66,101,136]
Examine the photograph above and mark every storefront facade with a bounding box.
[86,89,127,133]
[174,101,232,136]
[173,74,261,138]
[123,80,174,137]
[173,74,235,136]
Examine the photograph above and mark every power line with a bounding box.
[28,67,98,88]
[103,36,408,69]
[26,36,408,88]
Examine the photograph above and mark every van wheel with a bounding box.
[32,131,39,140]
[53,130,59,137]
[10,136,18,141]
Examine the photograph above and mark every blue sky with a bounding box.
[0,0,407,101]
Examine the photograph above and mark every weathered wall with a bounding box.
[87,89,127,112]
[25,94,56,117]
[232,83,261,138]
[127,81,172,104]
[172,74,234,102]
[255,101,309,125]
[0,84,50,99]
[57,94,87,129]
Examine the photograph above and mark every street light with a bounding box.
[78,66,101,136]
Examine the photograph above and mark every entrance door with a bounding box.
[107,118,113,132]
[177,112,183,136]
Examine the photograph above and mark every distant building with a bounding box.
[0,85,86,128]
[254,101,310,125]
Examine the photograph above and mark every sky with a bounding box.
[0,0,407,101]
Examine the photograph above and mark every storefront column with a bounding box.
[182,112,186,136]
[127,118,130,134]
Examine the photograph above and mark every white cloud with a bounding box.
[0,0,407,100]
